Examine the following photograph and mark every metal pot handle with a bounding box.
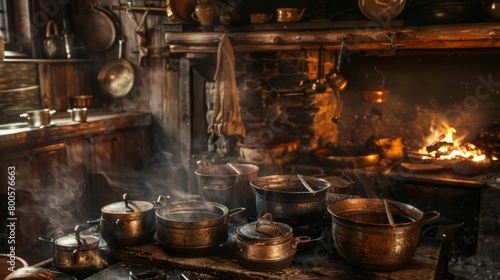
[203,184,233,191]
[228,207,246,218]
[38,236,54,244]
[419,210,441,229]
[197,159,212,168]
[291,236,311,250]
[154,195,171,207]
[256,213,274,228]
[114,219,125,230]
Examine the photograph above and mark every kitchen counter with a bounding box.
[106,238,446,280]
[0,111,152,152]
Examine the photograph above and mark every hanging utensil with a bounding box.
[327,36,348,92]
[309,46,327,93]
[329,37,348,123]
[97,36,135,98]
[124,4,150,67]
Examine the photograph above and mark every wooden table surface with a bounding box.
[106,237,445,280]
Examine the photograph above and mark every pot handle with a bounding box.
[203,184,233,191]
[87,219,101,229]
[114,219,125,230]
[197,159,212,168]
[38,236,55,254]
[256,212,274,227]
[154,195,171,207]
[38,236,54,244]
[292,236,311,250]
[419,210,441,229]
[228,207,246,218]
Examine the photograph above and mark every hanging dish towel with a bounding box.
[208,34,246,138]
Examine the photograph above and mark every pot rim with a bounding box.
[327,198,423,228]
[250,175,331,194]
[155,200,230,228]
[195,163,259,178]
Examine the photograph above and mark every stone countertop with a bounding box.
[0,111,152,152]
[106,238,445,280]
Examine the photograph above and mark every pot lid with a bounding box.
[54,225,99,250]
[101,193,154,217]
[237,213,292,243]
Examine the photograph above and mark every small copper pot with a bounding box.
[20,109,56,127]
[69,95,93,108]
[227,213,311,271]
[68,108,87,122]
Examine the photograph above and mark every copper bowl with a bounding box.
[69,95,93,108]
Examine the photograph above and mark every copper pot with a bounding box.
[237,135,299,165]
[68,108,87,122]
[4,267,56,280]
[250,175,331,226]
[327,198,440,271]
[96,193,157,248]
[228,213,311,271]
[69,95,93,108]
[39,225,107,275]
[195,160,259,218]
[19,109,56,127]
[155,200,245,257]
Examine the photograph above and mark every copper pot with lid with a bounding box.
[39,225,107,275]
[226,213,311,271]
[90,193,158,248]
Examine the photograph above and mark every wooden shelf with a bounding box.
[164,22,500,53]
[2,58,93,63]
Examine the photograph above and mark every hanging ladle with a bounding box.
[310,46,327,93]
[326,36,348,92]
[329,36,348,123]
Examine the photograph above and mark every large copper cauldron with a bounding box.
[327,198,440,271]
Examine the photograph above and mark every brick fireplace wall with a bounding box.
[205,50,341,155]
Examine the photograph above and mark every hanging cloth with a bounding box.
[125,6,149,67]
[208,34,246,138]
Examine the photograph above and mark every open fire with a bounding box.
[417,123,488,162]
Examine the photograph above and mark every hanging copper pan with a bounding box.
[97,36,135,98]
[72,2,119,52]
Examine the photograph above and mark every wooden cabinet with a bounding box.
[0,142,71,261]
[87,127,151,217]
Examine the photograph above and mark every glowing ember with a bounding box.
[418,124,486,162]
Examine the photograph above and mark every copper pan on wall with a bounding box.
[72,1,119,52]
[97,36,135,99]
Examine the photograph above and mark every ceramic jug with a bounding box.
[192,0,216,27]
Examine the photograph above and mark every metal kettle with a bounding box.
[42,20,66,59]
